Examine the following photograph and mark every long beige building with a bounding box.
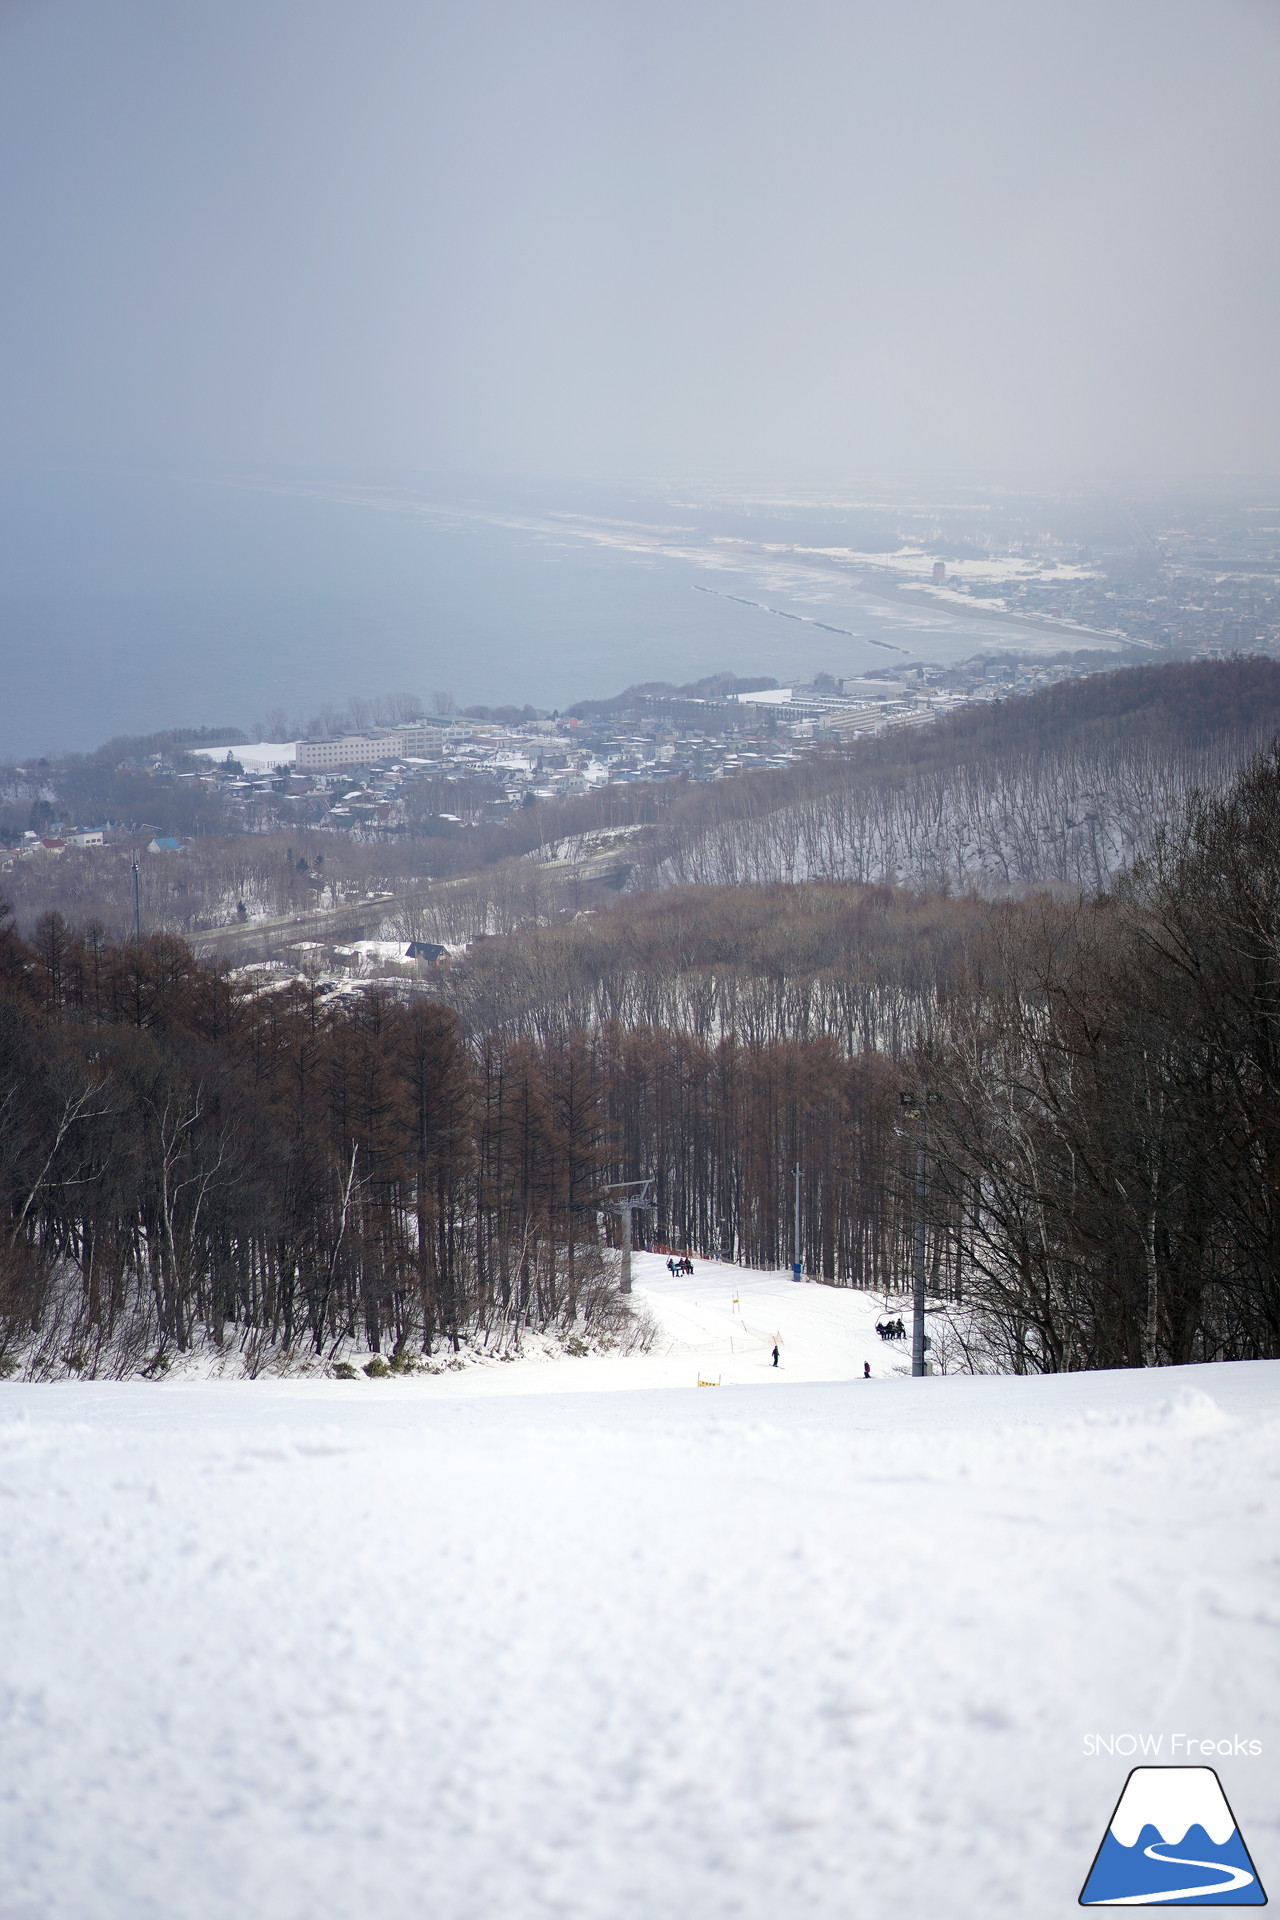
[296,726,454,771]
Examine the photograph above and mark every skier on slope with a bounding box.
[864,1361,871,1379]
[772,1343,780,1368]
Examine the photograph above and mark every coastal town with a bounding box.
[0,651,1135,859]
[9,483,1280,866]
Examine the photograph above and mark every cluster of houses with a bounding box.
[2,655,1099,864]
[2,827,183,864]
[251,668,1030,820]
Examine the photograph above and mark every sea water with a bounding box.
[0,468,1106,758]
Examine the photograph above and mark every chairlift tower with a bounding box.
[601,1179,653,1295]
[792,1161,802,1281]
[899,1088,939,1377]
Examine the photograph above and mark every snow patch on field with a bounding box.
[189,740,297,769]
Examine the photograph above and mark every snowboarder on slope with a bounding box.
[863,1361,871,1379]
[772,1344,780,1368]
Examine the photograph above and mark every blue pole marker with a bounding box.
[1080,1767,1266,1906]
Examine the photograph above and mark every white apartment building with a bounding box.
[296,722,463,772]
[296,733,410,771]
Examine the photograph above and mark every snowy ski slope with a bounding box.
[398,1252,919,1398]
[0,1264,1276,1919]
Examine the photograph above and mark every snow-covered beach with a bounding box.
[1,1262,1276,1918]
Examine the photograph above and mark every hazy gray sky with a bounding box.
[2,0,1278,480]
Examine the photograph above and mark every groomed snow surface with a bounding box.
[1,1255,1277,1920]
[385,1252,926,1397]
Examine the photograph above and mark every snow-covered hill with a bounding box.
[0,1329,1275,1918]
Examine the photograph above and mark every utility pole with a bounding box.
[792,1161,802,1281]
[601,1179,653,1295]
[131,854,144,1030]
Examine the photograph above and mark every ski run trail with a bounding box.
[1,1253,1277,1920]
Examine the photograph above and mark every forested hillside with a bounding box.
[640,657,1280,896]
[437,744,1280,1372]
[0,913,921,1378]
[0,927,634,1378]
[446,881,1004,1050]
[8,660,1280,949]
[5,737,1280,1379]
[4,660,1280,1381]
